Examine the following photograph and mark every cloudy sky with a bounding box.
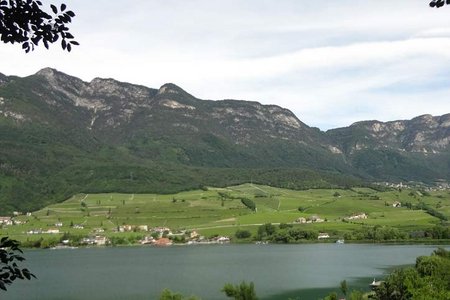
[1,0,450,130]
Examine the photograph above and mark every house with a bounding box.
[318,233,330,239]
[81,237,95,245]
[73,224,84,229]
[152,227,172,237]
[392,201,401,208]
[45,228,60,234]
[216,236,230,243]
[190,230,199,238]
[154,238,172,246]
[295,217,307,224]
[307,215,324,223]
[140,236,155,245]
[138,225,149,232]
[55,222,63,227]
[347,213,368,220]
[119,225,133,232]
[0,217,12,225]
[94,236,108,246]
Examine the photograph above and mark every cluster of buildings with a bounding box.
[345,212,368,221]
[27,228,60,234]
[139,229,230,246]
[0,216,26,226]
[376,181,450,191]
[294,215,325,224]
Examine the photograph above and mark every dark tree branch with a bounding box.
[430,0,450,8]
[0,236,36,291]
[0,0,78,52]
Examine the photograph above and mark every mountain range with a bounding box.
[0,68,449,213]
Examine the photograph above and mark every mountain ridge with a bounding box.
[0,68,449,213]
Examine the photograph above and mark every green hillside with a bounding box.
[2,185,448,247]
[1,69,450,214]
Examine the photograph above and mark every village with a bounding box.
[0,212,233,248]
[0,208,390,248]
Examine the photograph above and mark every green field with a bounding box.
[1,184,449,244]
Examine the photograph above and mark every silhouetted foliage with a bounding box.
[0,237,35,291]
[0,0,78,52]
[430,0,450,8]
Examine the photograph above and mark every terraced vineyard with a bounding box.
[2,184,449,245]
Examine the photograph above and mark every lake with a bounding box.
[4,244,448,300]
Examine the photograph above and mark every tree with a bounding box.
[430,0,450,7]
[323,292,338,300]
[159,289,200,300]
[0,0,78,52]
[0,236,35,291]
[159,289,183,300]
[257,223,276,239]
[340,279,348,297]
[235,229,251,239]
[222,281,258,300]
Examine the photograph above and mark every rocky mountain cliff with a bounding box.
[0,68,449,212]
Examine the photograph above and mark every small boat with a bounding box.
[336,239,344,244]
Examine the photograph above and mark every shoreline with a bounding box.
[20,238,450,250]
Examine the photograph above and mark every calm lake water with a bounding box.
[4,244,449,300]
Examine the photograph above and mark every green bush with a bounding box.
[235,230,251,239]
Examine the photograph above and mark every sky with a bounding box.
[1,0,450,130]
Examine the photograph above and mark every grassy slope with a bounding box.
[2,184,449,243]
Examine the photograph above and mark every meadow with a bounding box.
[2,184,449,244]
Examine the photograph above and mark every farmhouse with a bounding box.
[347,213,368,220]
